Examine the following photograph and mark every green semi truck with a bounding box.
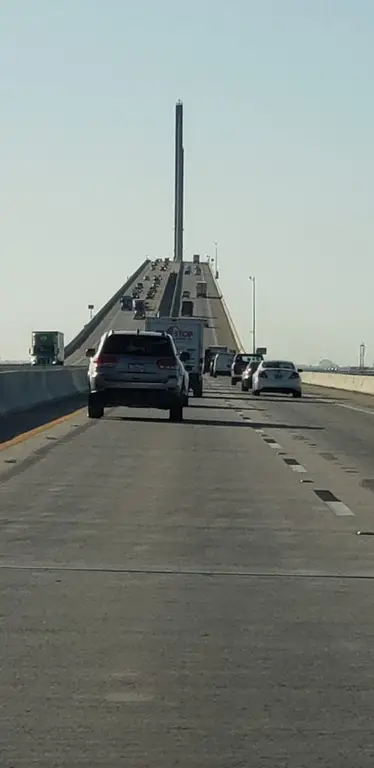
[30,331,64,366]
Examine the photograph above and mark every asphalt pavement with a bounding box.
[2,376,374,765]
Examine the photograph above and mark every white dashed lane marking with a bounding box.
[222,389,357,518]
[325,501,355,517]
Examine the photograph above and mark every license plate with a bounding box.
[129,364,144,373]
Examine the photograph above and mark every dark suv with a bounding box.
[86,330,189,422]
[231,353,263,385]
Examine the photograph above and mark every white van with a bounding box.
[212,352,235,377]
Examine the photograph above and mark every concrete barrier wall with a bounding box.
[0,367,89,417]
[171,262,184,317]
[302,372,374,396]
[207,265,244,351]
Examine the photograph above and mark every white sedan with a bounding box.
[252,360,302,398]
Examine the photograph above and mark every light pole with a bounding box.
[249,276,256,353]
[88,304,94,321]
[359,342,366,369]
[214,241,219,279]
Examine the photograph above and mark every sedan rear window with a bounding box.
[102,334,174,357]
[263,360,295,369]
[235,354,252,363]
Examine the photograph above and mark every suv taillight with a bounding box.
[94,355,118,366]
[157,358,176,369]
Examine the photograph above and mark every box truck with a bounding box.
[145,317,204,397]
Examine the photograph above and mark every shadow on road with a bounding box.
[112,414,323,430]
[0,395,86,445]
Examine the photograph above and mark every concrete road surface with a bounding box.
[181,263,239,350]
[2,378,374,766]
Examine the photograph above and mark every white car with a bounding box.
[212,352,235,377]
[252,359,302,397]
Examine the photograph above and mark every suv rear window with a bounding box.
[102,334,174,357]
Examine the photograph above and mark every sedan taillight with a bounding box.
[259,371,268,378]
[289,371,300,379]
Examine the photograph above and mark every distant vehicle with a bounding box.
[120,295,133,311]
[182,290,190,299]
[231,353,263,385]
[196,281,207,298]
[133,298,146,319]
[204,345,229,373]
[181,300,194,317]
[212,352,235,378]
[252,360,303,397]
[194,266,201,276]
[30,331,64,366]
[241,360,261,391]
[145,316,205,397]
[193,254,200,264]
[185,266,191,275]
[86,330,188,421]
[144,275,150,281]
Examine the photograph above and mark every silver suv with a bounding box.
[86,330,189,422]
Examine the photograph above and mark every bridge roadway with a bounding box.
[67,260,176,365]
[3,267,374,764]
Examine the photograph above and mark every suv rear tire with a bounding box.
[231,378,237,385]
[194,382,203,398]
[169,402,183,422]
[241,380,249,391]
[88,397,104,419]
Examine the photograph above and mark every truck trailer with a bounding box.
[145,316,205,397]
[30,331,64,365]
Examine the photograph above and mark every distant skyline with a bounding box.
[1,0,374,363]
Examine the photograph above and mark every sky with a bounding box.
[1,0,374,364]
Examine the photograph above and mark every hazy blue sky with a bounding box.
[1,0,373,364]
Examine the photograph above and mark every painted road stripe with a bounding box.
[335,402,374,417]
[290,464,308,473]
[325,501,355,517]
[0,408,85,452]
[268,442,282,449]
[314,489,355,517]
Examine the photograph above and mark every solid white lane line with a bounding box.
[325,500,355,517]
[334,402,374,417]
